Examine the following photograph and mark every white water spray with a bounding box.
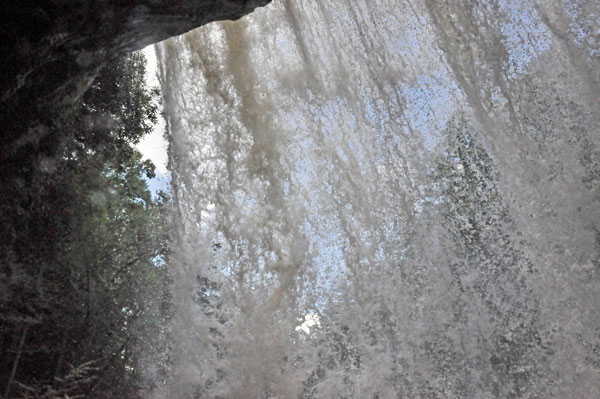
[156,1,600,397]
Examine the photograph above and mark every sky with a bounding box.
[138,45,171,197]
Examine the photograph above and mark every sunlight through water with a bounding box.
[154,0,599,397]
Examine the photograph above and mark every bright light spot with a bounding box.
[295,313,321,334]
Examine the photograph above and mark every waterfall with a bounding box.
[155,0,599,397]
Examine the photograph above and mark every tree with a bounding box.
[431,116,544,397]
[0,51,171,399]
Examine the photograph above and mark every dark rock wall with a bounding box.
[0,0,271,155]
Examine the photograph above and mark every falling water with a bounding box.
[155,0,599,397]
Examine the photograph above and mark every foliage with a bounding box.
[432,117,542,395]
[16,361,97,399]
[434,117,506,249]
[0,52,171,399]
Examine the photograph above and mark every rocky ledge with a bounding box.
[0,0,271,156]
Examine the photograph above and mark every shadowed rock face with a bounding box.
[0,0,271,154]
